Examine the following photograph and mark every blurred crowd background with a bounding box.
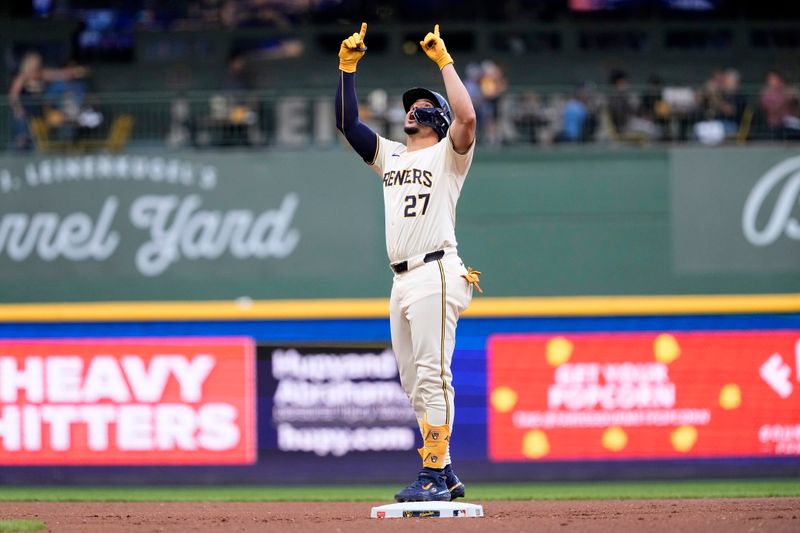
[4,0,800,152]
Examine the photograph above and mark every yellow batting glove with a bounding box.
[338,22,367,73]
[420,24,453,70]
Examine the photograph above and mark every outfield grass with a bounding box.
[0,479,797,502]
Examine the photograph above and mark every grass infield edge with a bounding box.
[0,520,47,532]
[0,479,798,502]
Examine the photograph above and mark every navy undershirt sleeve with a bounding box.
[335,71,379,164]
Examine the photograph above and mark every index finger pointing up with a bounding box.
[434,24,440,37]
[359,22,367,41]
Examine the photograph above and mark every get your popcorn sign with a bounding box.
[488,331,800,461]
[0,338,255,464]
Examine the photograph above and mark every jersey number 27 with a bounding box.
[404,193,430,217]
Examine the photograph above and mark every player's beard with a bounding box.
[404,125,420,135]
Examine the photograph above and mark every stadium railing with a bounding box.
[1,87,798,153]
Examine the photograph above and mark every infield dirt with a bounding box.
[3,498,799,532]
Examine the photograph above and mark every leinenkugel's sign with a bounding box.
[0,152,385,302]
[1,148,798,302]
[0,156,299,277]
[0,338,255,464]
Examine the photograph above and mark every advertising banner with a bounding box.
[488,331,800,461]
[261,345,418,457]
[0,338,255,464]
[0,152,386,302]
[2,147,800,303]
[672,147,800,274]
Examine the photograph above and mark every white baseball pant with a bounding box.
[389,250,473,466]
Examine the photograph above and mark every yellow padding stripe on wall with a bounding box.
[0,294,798,322]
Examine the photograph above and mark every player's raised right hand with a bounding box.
[339,22,367,73]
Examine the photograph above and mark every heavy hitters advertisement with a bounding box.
[488,331,800,461]
[0,338,255,464]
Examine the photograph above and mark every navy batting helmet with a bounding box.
[402,87,452,140]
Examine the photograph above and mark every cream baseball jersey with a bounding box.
[370,132,475,264]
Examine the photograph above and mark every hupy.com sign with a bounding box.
[671,147,800,274]
[267,345,418,457]
[0,152,383,302]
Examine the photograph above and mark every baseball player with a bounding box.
[335,22,481,502]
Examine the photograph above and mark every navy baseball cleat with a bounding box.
[394,468,452,502]
[444,464,465,500]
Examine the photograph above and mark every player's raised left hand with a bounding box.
[420,24,453,70]
[339,22,367,73]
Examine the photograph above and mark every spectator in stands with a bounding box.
[535,92,565,145]
[216,0,300,28]
[219,0,240,27]
[220,51,260,143]
[8,50,88,150]
[182,0,221,28]
[479,60,508,146]
[222,52,248,93]
[250,0,306,27]
[512,90,547,144]
[167,94,192,149]
[606,69,638,140]
[697,68,747,136]
[196,52,262,146]
[759,70,795,138]
[780,95,800,140]
[181,0,308,28]
[464,62,486,142]
[699,67,725,104]
[42,60,98,144]
[139,2,188,30]
[694,68,748,144]
[720,69,748,133]
[555,84,594,143]
[640,75,669,141]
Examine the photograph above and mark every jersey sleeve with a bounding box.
[369,136,403,176]
[444,129,476,178]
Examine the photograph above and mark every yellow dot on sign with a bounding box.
[719,383,742,410]
[490,386,518,413]
[546,337,573,367]
[671,426,698,453]
[653,334,681,364]
[601,427,628,452]
[522,430,550,459]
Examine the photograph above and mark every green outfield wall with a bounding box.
[0,146,797,303]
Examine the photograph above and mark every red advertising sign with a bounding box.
[488,331,800,461]
[0,338,255,465]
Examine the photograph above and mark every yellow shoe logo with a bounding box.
[422,482,433,490]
